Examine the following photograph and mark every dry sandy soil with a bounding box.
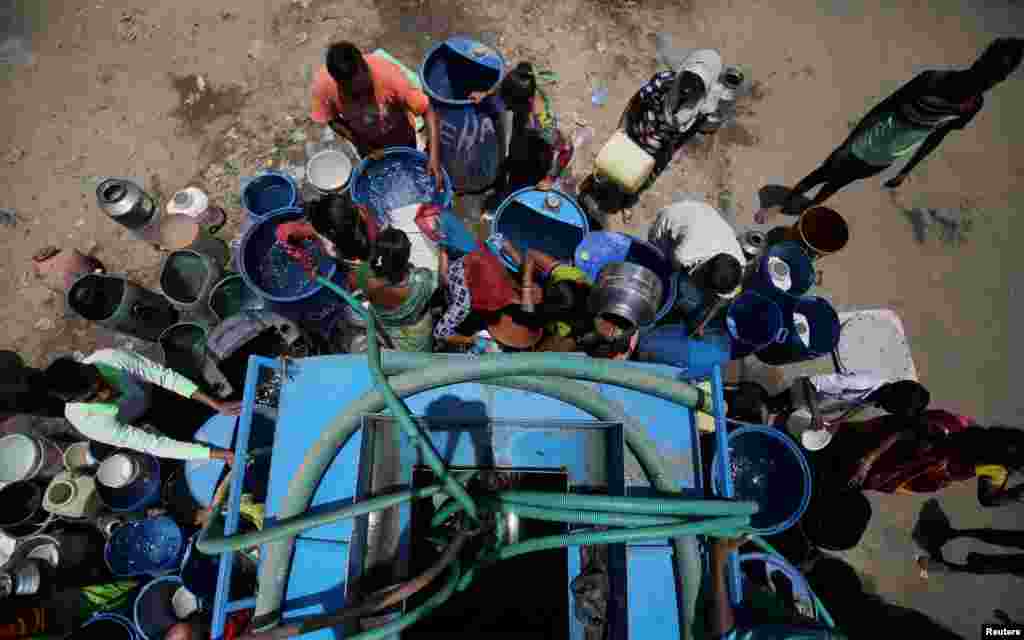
[1,0,1022,636]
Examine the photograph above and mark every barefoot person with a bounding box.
[44,350,239,462]
[310,41,445,188]
[760,38,1023,221]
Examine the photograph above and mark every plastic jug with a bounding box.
[166,187,224,229]
[595,131,655,194]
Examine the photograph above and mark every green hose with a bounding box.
[252,357,719,628]
[196,472,475,555]
[430,498,464,528]
[487,516,752,564]
[488,502,693,527]
[228,250,839,638]
[496,491,760,517]
[317,277,481,526]
[374,369,708,640]
[378,351,715,414]
[251,370,712,630]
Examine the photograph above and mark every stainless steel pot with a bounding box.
[96,179,158,230]
[588,262,664,329]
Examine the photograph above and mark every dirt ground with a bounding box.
[1,0,1022,636]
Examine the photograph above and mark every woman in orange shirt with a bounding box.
[310,42,444,189]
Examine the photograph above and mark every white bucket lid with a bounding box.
[97,454,138,488]
[786,409,832,451]
[172,586,200,619]
[0,434,42,483]
[801,428,832,451]
[307,150,352,191]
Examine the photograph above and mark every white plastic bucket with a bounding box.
[98,454,139,489]
[786,409,833,451]
[0,434,63,484]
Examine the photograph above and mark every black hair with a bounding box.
[869,380,930,417]
[499,62,537,112]
[43,358,102,402]
[957,426,1024,472]
[972,37,1024,89]
[326,42,369,89]
[307,195,370,261]
[704,253,742,296]
[370,227,412,284]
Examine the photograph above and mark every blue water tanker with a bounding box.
[191,307,838,638]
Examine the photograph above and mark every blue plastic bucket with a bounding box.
[105,516,184,576]
[95,452,161,513]
[575,232,631,282]
[725,291,787,359]
[712,425,812,535]
[572,231,675,329]
[420,37,506,193]
[749,241,815,300]
[242,171,298,221]
[133,576,183,640]
[492,188,589,272]
[71,613,139,640]
[349,147,453,222]
[635,325,730,378]
[756,296,840,366]
[239,206,345,330]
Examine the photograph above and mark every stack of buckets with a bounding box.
[728,240,840,364]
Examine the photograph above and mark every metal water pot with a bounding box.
[588,262,664,329]
[96,179,158,231]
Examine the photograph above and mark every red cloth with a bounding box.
[224,609,254,640]
[415,203,443,242]
[462,248,518,312]
[861,410,977,493]
[273,221,319,275]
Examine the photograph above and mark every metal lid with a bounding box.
[0,434,42,484]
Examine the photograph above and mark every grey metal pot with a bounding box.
[588,262,664,329]
[96,179,159,231]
